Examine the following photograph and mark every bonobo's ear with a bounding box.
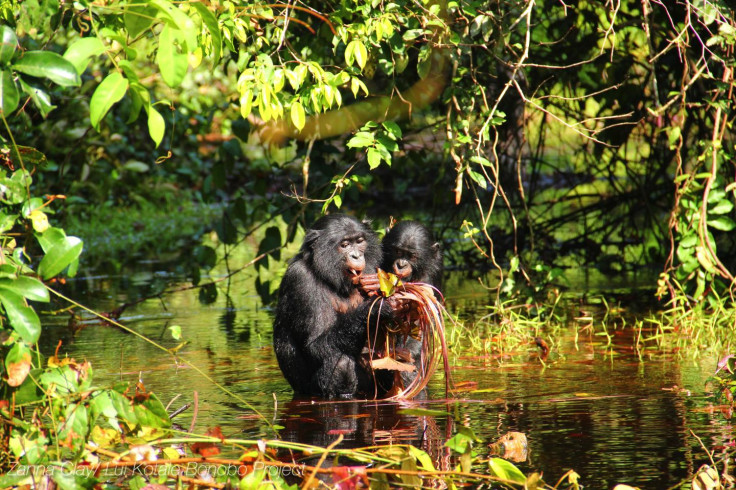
[303,229,322,250]
[432,242,441,258]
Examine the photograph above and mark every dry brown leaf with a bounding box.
[371,356,416,372]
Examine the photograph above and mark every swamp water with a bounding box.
[39,262,732,488]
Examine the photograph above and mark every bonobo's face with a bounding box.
[389,246,416,280]
[339,233,368,279]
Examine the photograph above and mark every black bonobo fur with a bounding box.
[381,221,443,390]
[273,214,393,399]
[382,221,443,290]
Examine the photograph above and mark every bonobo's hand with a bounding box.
[385,292,413,318]
[358,273,381,296]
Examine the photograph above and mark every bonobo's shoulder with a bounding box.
[282,256,317,285]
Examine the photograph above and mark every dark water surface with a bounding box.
[39,263,731,488]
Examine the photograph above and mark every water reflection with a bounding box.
[37,267,733,488]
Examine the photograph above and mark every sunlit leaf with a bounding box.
[291,100,306,131]
[124,3,158,39]
[0,276,49,302]
[157,25,188,87]
[0,68,19,114]
[191,2,222,65]
[488,458,526,484]
[147,105,165,147]
[19,78,55,118]
[0,290,41,343]
[38,236,84,279]
[377,268,402,296]
[63,37,105,75]
[90,72,128,130]
[0,25,18,64]
[13,51,80,87]
[367,147,382,169]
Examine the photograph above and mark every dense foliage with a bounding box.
[0,0,735,486]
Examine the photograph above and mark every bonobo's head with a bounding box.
[382,221,442,285]
[301,214,381,295]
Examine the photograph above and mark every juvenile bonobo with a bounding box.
[382,221,443,290]
[272,214,398,399]
[380,221,443,392]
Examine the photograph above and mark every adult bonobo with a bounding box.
[382,220,443,291]
[273,214,397,399]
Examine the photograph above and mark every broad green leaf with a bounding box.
[382,120,402,139]
[367,147,382,169]
[37,226,67,254]
[191,2,222,65]
[90,71,128,129]
[63,37,105,75]
[353,40,368,69]
[344,40,356,66]
[707,216,736,231]
[347,131,374,148]
[38,236,84,280]
[467,169,488,189]
[488,458,526,484]
[417,45,432,80]
[124,3,158,38]
[0,26,17,65]
[19,78,55,118]
[290,100,306,131]
[709,199,733,215]
[0,290,41,343]
[157,24,188,87]
[12,51,80,87]
[0,276,50,302]
[0,68,18,114]
[150,0,197,51]
[147,105,165,147]
[133,392,171,428]
[408,446,435,472]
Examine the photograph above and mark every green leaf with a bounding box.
[382,120,402,139]
[157,24,188,88]
[417,44,432,80]
[90,71,128,130]
[709,199,734,215]
[367,147,382,169]
[150,0,198,51]
[191,2,222,65]
[0,290,41,343]
[38,236,84,280]
[0,25,18,65]
[354,40,368,69]
[147,105,165,147]
[12,51,81,87]
[133,392,171,428]
[407,446,435,472]
[290,100,306,131]
[19,78,56,118]
[0,276,49,302]
[0,68,19,114]
[124,3,158,39]
[488,458,526,484]
[467,169,488,189]
[63,37,105,75]
[347,131,374,148]
[707,216,736,231]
